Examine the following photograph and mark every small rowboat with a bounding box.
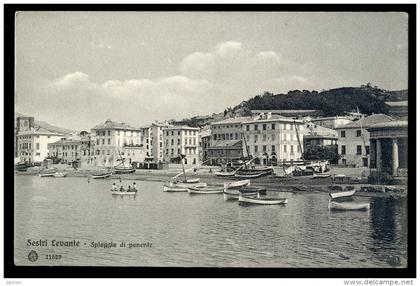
[234,172,265,179]
[188,186,224,194]
[53,172,67,178]
[330,189,356,199]
[224,179,250,189]
[215,171,235,177]
[39,170,56,177]
[114,167,136,174]
[169,182,206,188]
[92,172,112,179]
[239,195,288,205]
[163,185,188,192]
[313,173,331,179]
[111,190,138,196]
[328,200,370,211]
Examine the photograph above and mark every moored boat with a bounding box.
[39,169,57,177]
[239,194,288,205]
[53,172,67,178]
[233,172,266,179]
[313,173,331,179]
[163,185,188,192]
[223,179,250,190]
[330,189,356,199]
[328,200,370,211]
[188,185,224,194]
[215,171,236,177]
[114,167,136,174]
[92,172,112,179]
[169,182,206,188]
[15,162,32,172]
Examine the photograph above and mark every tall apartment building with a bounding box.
[140,122,170,162]
[242,113,304,165]
[163,125,199,165]
[90,119,144,167]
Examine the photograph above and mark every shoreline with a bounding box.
[16,168,407,199]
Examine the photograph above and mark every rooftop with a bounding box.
[211,117,249,126]
[17,127,63,137]
[92,119,138,131]
[338,114,393,129]
[163,125,199,130]
[368,120,408,130]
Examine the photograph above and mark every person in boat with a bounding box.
[119,186,125,192]
[132,182,137,192]
[111,183,118,191]
[127,185,132,192]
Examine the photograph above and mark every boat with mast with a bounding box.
[114,150,136,174]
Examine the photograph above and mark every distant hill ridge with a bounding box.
[173,85,408,127]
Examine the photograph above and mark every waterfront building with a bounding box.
[17,128,63,163]
[336,114,393,167]
[163,125,199,165]
[208,117,246,165]
[242,113,304,165]
[367,120,408,181]
[199,128,211,163]
[303,123,338,150]
[90,119,144,167]
[48,133,93,166]
[15,116,35,158]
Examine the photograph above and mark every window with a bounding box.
[254,125,258,131]
[290,145,294,154]
[254,146,258,152]
[263,134,266,141]
[213,134,217,140]
[356,145,362,155]
[246,125,250,131]
[271,134,275,141]
[356,130,361,137]
[108,131,111,136]
[284,145,287,153]
[263,124,266,130]
[254,135,258,143]
[108,139,111,145]
[235,133,238,140]
[102,139,105,145]
[341,131,346,138]
[178,148,181,154]
[171,131,174,136]
[365,146,370,155]
[272,145,275,152]
[178,131,181,136]
[36,143,39,150]
[341,145,346,155]
[171,139,174,145]
[177,139,180,145]
[272,123,275,130]
[263,145,267,152]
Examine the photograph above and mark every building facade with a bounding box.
[336,114,393,167]
[163,125,199,165]
[242,113,304,165]
[90,119,144,167]
[310,116,354,129]
[17,128,63,163]
[199,128,211,163]
[208,117,246,165]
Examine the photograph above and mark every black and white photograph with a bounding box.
[4,4,416,280]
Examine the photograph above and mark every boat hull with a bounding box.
[163,185,188,192]
[53,173,67,178]
[330,190,356,199]
[215,172,235,177]
[329,201,370,211]
[313,173,331,178]
[223,180,251,189]
[39,173,55,177]
[92,173,112,179]
[111,191,138,196]
[188,186,224,194]
[114,168,136,174]
[239,195,288,205]
[169,182,206,188]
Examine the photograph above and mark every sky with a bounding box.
[14,12,408,131]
